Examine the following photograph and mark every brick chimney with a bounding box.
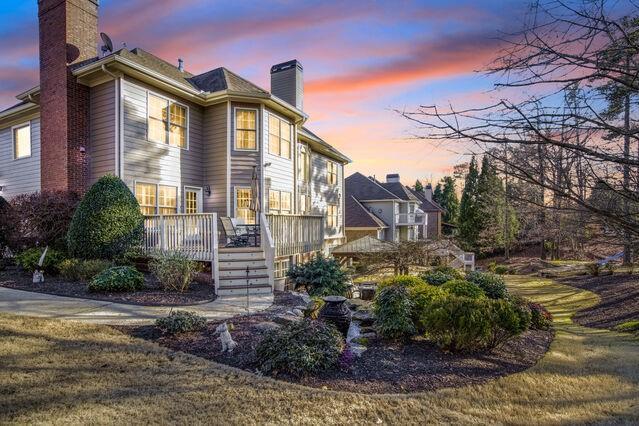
[38,0,99,193]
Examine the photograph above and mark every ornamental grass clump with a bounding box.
[58,258,112,282]
[156,311,207,334]
[15,247,67,274]
[150,251,201,293]
[256,319,344,377]
[87,266,144,293]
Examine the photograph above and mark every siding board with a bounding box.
[0,118,41,198]
[89,80,116,184]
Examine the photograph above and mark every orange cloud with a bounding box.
[306,32,502,94]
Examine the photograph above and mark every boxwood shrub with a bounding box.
[256,319,344,377]
[420,266,464,286]
[466,271,508,299]
[15,247,67,274]
[156,311,207,334]
[408,282,445,333]
[87,266,144,293]
[67,175,144,260]
[441,279,485,299]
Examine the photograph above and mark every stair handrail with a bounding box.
[260,212,275,286]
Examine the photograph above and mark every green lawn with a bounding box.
[1,275,638,424]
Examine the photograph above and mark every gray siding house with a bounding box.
[0,0,350,294]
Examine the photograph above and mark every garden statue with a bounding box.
[214,322,237,353]
[32,247,48,284]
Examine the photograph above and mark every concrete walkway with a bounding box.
[0,286,273,324]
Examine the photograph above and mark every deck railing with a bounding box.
[266,214,325,257]
[143,213,219,289]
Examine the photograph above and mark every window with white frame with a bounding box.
[235,187,255,224]
[135,183,178,215]
[269,190,292,214]
[327,204,338,229]
[148,93,187,148]
[299,194,311,214]
[327,161,338,185]
[298,145,310,182]
[274,258,290,279]
[235,109,257,150]
[13,123,31,159]
[268,113,291,159]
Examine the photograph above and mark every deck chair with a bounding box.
[220,217,250,247]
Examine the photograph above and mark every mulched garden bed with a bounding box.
[0,267,216,306]
[561,273,639,329]
[116,291,554,394]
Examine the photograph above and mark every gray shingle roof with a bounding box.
[345,195,387,228]
[299,126,351,164]
[332,235,393,255]
[407,186,445,212]
[345,172,399,201]
[378,181,419,201]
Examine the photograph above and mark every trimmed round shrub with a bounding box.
[256,319,344,377]
[408,282,445,333]
[528,301,553,330]
[377,274,425,292]
[67,175,144,260]
[422,294,493,352]
[466,271,507,299]
[420,266,464,286]
[59,258,112,282]
[156,311,207,334]
[286,253,349,297]
[441,279,485,299]
[486,299,530,348]
[373,285,416,339]
[15,247,67,274]
[87,266,144,293]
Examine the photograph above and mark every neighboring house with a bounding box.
[0,0,350,294]
[344,173,425,242]
[406,184,444,239]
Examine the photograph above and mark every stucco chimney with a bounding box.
[38,0,99,193]
[386,173,400,183]
[423,183,433,201]
[270,59,303,111]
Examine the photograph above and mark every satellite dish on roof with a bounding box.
[100,32,113,55]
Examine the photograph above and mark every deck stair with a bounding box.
[216,246,273,296]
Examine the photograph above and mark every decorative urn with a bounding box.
[318,295,352,335]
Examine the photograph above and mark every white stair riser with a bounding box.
[218,260,266,269]
[217,286,273,296]
[219,268,268,278]
[218,277,270,287]
[218,251,265,261]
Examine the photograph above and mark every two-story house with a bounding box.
[0,0,349,294]
[344,172,425,242]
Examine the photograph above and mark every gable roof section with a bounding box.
[346,172,399,201]
[407,186,445,212]
[299,126,351,164]
[378,180,419,201]
[332,235,393,255]
[345,195,388,228]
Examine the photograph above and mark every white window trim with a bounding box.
[183,186,203,213]
[11,122,31,161]
[133,180,181,215]
[267,110,292,160]
[326,160,338,186]
[233,106,259,152]
[234,186,255,224]
[145,89,190,150]
[269,189,293,215]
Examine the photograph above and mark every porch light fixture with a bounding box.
[204,185,211,196]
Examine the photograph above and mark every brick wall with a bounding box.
[38,0,98,194]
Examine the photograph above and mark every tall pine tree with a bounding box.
[433,183,443,204]
[414,179,424,192]
[458,156,481,251]
[440,176,459,224]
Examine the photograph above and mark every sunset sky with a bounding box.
[0,0,528,185]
